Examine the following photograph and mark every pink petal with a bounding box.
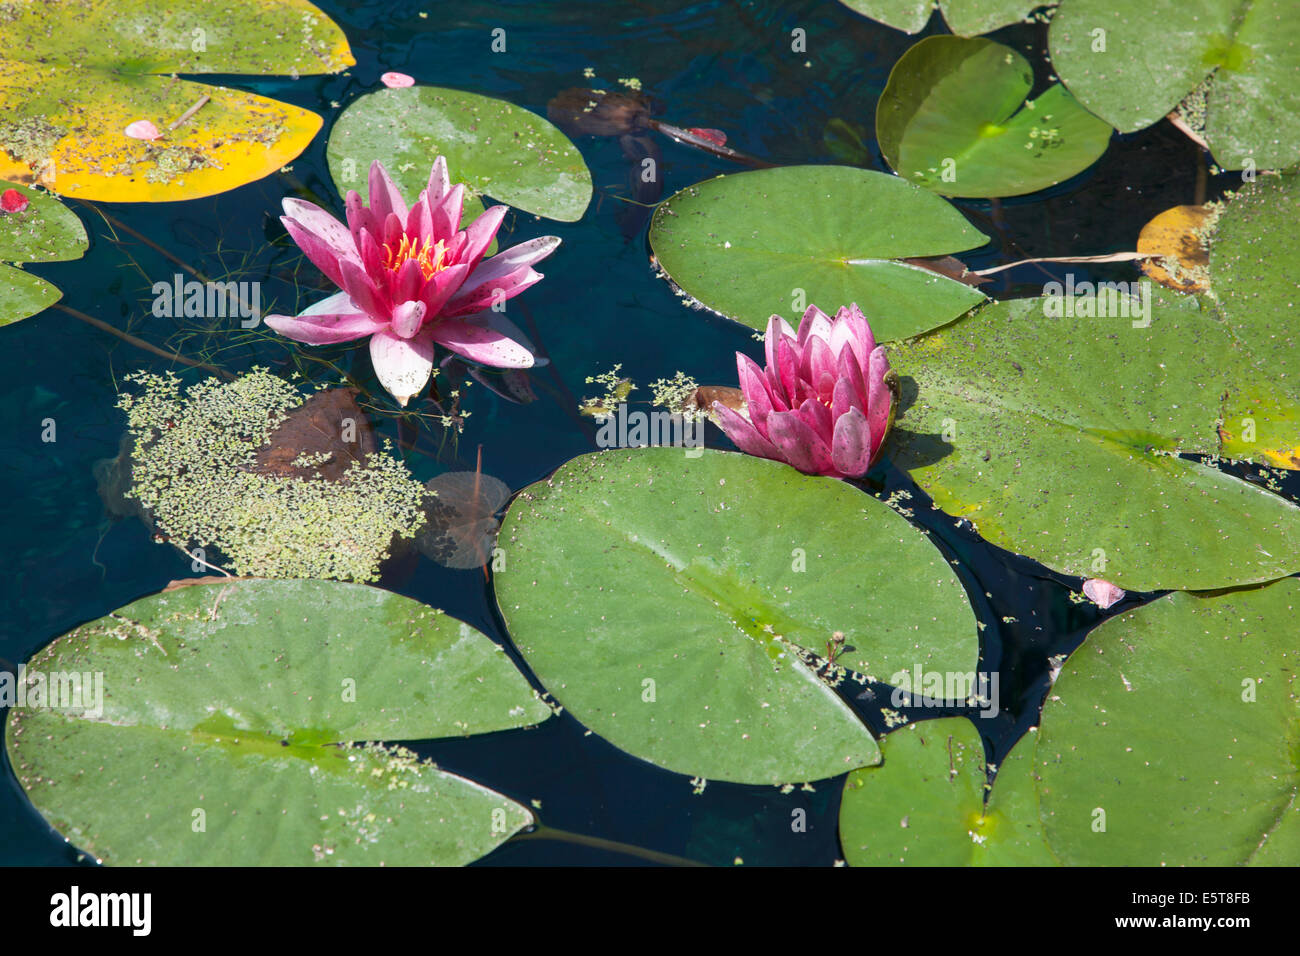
[390,299,427,339]
[865,345,893,455]
[345,189,377,246]
[797,304,833,348]
[339,258,390,322]
[370,327,436,406]
[426,156,451,206]
[763,313,797,374]
[125,120,162,141]
[769,335,801,407]
[765,410,834,476]
[367,161,408,226]
[0,188,29,214]
[829,375,860,422]
[458,310,549,368]
[1082,579,1126,610]
[393,257,424,304]
[736,352,775,427]
[834,303,877,367]
[687,128,727,146]
[443,235,560,315]
[801,335,836,402]
[405,191,432,239]
[381,71,415,88]
[456,204,508,270]
[714,403,782,462]
[430,183,466,240]
[797,396,834,443]
[281,201,360,288]
[830,405,874,478]
[417,261,473,316]
[428,318,536,368]
[264,292,387,345]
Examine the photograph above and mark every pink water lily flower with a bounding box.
[713,303,897,479]
[265,158,560,406]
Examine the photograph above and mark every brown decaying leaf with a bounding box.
[689,386,746,416]
[164,575,256,592]
[249,387,375,481]
[547,88,651,137]
[1136,204,1212,293]
[899,255,992,287]
[416,471,513,570]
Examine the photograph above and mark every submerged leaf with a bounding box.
[417,471,512,570]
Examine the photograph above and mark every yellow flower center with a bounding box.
[383,234,450,280]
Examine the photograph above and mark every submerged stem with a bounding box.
[54,304,233,379]
[514,825,708,866]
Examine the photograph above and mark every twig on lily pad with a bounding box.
[168,94,211,131]
[974,252,1148,278]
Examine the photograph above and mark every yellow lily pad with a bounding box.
[1136,203,1219,293]
[0,0,353,202]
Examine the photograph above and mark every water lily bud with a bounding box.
[714,303,896,479]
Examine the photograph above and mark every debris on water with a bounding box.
[1083,578,1126,609]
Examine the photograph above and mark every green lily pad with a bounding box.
[1035,579,1300,865]
[0,0,352,202]
[0,182,87,324]
[838,1,1044,38]
[890,286,1300,590]
[649,165,988,340]
[4,578,548,865]
[878,36,1113,198]
[327,86,592,222]
[494,448,979,785]
[1210,173,1300,468]
[840,718,1057,865]
[1048,0,1300,169]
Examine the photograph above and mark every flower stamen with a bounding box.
[383,234,449,280]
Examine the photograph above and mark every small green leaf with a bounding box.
[878,36,1112,198]
[0,182,87,324]
[649,165,988,340]
[840,718,1057,865]
[327,86,592,222]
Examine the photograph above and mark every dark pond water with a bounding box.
[1,0,1286,866]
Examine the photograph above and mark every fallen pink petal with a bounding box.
[687,127,728,146]
[713,303,897,479]
[265,157,560,406]
[380,71,415,88]
[0,188,29,214]
[124,119,162,141]
[1083,578,1126,609]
